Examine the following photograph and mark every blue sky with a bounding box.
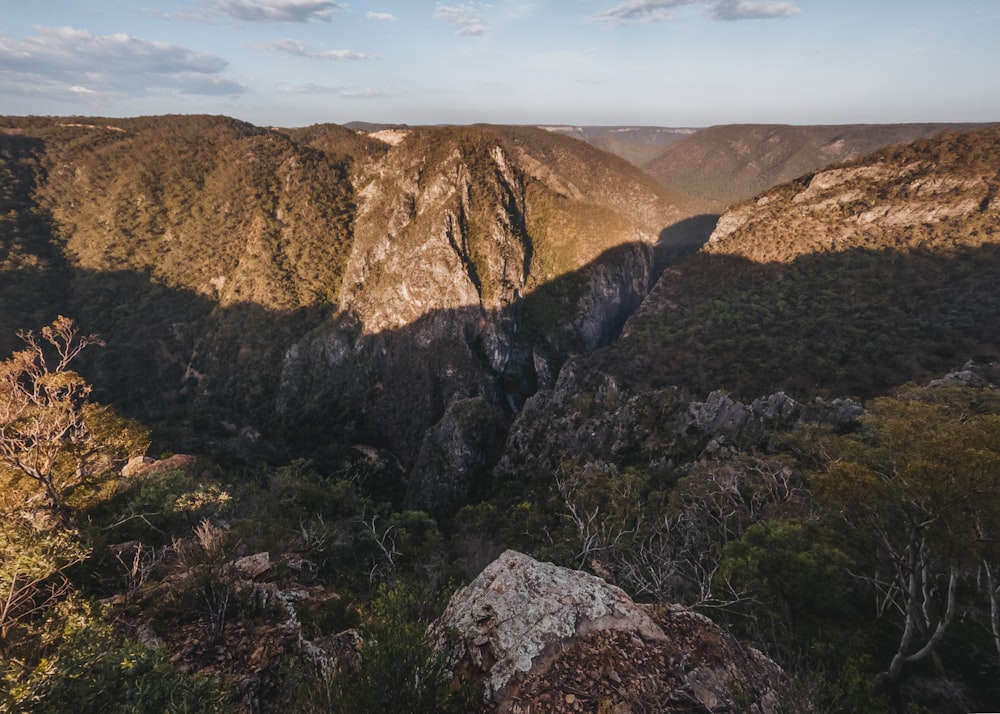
[0,0,997,127]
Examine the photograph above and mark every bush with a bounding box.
[326,580,478,714]
[1,602,233,713]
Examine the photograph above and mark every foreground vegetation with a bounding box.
[1,316,998,712]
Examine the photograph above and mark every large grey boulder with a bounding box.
[429,550,791,713]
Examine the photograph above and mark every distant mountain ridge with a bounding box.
[537,125,699,166]
[645,122,998,208]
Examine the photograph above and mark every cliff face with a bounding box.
[276,125,707,489]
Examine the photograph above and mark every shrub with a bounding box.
[1,602,233,713]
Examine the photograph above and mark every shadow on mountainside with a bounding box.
[578,243,1000,403]
[6,192,1000,518]
[0,211,717,465]
[0,133,72,354]
[6,197,1000,466]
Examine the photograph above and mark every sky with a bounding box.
[0,0,998,128]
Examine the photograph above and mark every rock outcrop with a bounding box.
[405,397,509,516]
[677,390,801,450]
[430,550,789,713]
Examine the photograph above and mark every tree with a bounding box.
[0,316,147,515]
[815,392,1000,694]
[0,522,88,649]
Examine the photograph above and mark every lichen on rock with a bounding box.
[429,550,791,712]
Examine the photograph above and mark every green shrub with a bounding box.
[1,603,233,713]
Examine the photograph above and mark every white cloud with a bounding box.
[594,0,798,24]
[265,39,374,60]
[593,0,696,25]
[710,0,799,20]
[276,82,383,98]
[0,26,245,100]
[365,11,395,21]
[434,2,491,36]
[205,0,342,23]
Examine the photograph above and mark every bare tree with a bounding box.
[816,396,1000,696]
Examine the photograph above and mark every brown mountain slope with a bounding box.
[0,116,713,475]
[277,124,713,479]
[647,122,997,209]
[586,126,1000,401]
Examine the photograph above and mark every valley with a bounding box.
[1,116,999,713]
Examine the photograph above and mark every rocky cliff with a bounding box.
[0,115,715,511]
[275,125,710,505]
[430,550,790,713]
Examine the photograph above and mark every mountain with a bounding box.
[537,125,699,166]
[494,124,1000,499]
[4,117,1000,712]
[0,116,711,474]
[275,124,712,503]
[548,126,1000,406]
[646,122,997,209]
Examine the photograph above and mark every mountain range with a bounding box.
[2,115,999,712]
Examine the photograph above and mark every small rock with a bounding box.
[233,552,271,580]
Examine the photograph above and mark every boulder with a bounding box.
[121,455,155,477]
[677,391,752,440]
[804,396,865,426]
[232,552,271,580]
[750,391,800,424]
[429,550,790,713]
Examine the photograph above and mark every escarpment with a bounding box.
[276,125,708,505]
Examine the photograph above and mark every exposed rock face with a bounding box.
[927,359,998,389]
[429,550,789,713]
[703,130,1000,264]
[645,122,994,209]
[277,125,701,483]
[801,396,866,426]
[492,357,684,489]
[677,390,801,449]
[405,397,509,516]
